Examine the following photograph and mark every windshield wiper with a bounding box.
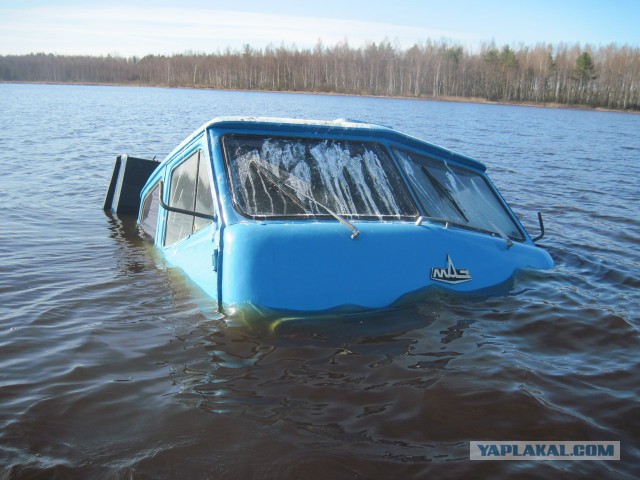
[251,161,361,239]
[420,165,469,223]
[415,215,513,249]
[488,221,514,249]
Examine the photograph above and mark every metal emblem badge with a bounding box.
[431,255,472,284]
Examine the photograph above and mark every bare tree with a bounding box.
[1,40,638,110]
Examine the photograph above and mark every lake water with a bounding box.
[1,83,638,479]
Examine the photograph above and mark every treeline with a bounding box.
[1,40,639,110]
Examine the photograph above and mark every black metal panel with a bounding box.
[104,155,159,214]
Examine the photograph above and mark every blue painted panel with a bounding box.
[221,221,552,312]
[163,223,218,301]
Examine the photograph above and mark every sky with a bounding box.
[1,0,639,57]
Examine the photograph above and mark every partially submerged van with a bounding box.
[106,117,552,314]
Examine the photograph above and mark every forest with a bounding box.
[1,40,639,111]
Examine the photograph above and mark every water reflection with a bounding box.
[164,297,489,464]
[104,211,149,275]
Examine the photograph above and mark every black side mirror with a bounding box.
[532,212,546,243]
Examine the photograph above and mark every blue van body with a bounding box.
[136,117,553,314]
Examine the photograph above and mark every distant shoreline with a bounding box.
[4,43,638,111]
[3,80,637,114]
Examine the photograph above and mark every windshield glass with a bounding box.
[223,135,417,218]
[395,148,524,240]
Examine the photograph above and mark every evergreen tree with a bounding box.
[575,51,596,80]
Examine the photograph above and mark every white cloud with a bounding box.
[0,6,476,56]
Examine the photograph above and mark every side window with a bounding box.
[140,183,160,241]
[194,158,215,232]
[164,150,215,246]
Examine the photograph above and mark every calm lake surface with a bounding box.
[1,84,638,479]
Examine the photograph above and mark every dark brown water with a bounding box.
[1,84,638,479]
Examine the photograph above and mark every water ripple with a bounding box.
[1,84,638,479]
